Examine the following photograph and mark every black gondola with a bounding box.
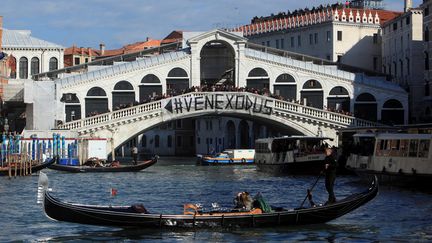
[0,157,56,176]
[48,157,157,173]
[37,172,378,228]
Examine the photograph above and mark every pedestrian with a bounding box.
[324,147,337,205]
[131,146,138,165]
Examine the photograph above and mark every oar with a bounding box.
[299,171,323,208]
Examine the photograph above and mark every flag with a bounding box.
[111,188,118,197]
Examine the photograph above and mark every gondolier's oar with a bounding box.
[299,171,323,208]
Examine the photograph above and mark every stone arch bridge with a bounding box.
[58,92,377,151]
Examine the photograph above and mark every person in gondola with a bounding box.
[131,146,138,165]
[324,147,338,205]
[234,191,253,211]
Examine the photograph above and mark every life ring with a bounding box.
[241,158,246,164]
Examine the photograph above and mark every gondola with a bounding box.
[37,172,378,228]
[0,157,56,176]
[48,157,157,173]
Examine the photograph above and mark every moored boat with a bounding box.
[345,132,432,187]
[37,172,378,228]
[255,136,332,174]
[48,157,157,173]
[0,157,56,176]
[197,149,255,165]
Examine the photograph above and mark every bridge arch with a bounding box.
[199,40,235,86]
[166,67,189,95]
[273,73,297,101]
[139,74,162,102]
[327,86,350,112]
[112,80,135,110]
[247,67,269,90]
[354,92,377,121]
[301,79,323,109]
[85,87,109,117]
[381,99,404,125]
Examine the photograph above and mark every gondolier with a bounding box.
[131,146,138,165]
[324,147,338,205]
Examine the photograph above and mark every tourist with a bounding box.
[324,147,337,205]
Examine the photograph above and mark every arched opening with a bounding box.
[139,74,162,102]
[225,120,236,149]
[30,57,40,76]
[247,68,269,90]
[166,67,189,95]
[327,86,350,112]
[63,94,81,122]
[200,40,235,86]
[238,120,250,149]
[49,57,58,79]
[381,99,404,125]
[19,57,28,79]
[8,56,17,79]
[354,93,377,121]
[300,80,323,108]
[273,73,296,101]
[112,80,135,110]
[85,87,109,117]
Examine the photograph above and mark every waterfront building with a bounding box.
[237,3,400,71]
[0,27,64,133]
[381,3,425,123]
[421,0,432,122]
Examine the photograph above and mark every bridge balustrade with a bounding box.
[58,92,379,132]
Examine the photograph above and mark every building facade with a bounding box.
[381,7,425,122]
[235,5,400,72]
[422,0,432,122]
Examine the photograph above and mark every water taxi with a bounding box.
[197,149,255,165]
[254,136,332,174]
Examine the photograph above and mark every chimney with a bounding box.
[99,43,105,55]
[404,0,413,12]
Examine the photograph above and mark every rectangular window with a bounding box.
[276,39,279,49]
[409,140,419,157]
[281,38,285,49]
[337,31,342,41]
[85,58,89,63]
[327,31,331,42]
[393,23,397,31]
[419,140,430,158]
[74,57,80,65]
[177,136,182,147]
[266,41,270,47]
[406,16,410,25]
[373,57,378,71]
[297,35,301,47]
[337,55,342,63]
[176,119,182,129]
[314,33,318,44]
[373,34,378,44]
[291,37,295,47]
[309,34,313,45]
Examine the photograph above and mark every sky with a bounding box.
[0,0,423,50]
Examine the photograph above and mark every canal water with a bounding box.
[1,157,432,242]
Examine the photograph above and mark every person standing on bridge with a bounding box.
[324,147,337,205]
[131,146,138,165]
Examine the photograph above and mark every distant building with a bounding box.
[235,4,401,72]
[381,4,424,123]
[1,28,64,133]
[421,0,432,122]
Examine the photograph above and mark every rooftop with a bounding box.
[2,29,64,49]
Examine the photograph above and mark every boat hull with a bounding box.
[0,158,56,176]
[48,158,157,173]
[199,158,254,166]
[41,176,378,228]
[256,159,326,175]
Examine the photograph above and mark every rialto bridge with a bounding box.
[24,29,408,152]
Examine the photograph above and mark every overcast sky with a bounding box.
[0,0,422,49]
